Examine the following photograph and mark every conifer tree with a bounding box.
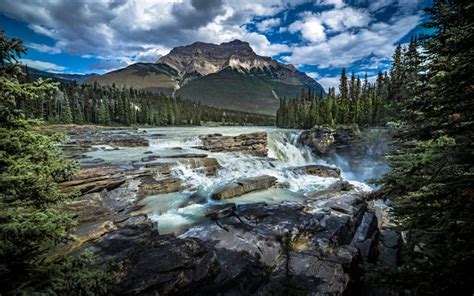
[376,1,474,293]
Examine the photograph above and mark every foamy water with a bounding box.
[86,126,388,234]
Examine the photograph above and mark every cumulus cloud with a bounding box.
[1,0,425,74]
[320,7,372,32]
[289,16,326,43]
[27,43,62,54]
[316,0,346,9]
[0,0,300,63]
[21,58,66,71]
[288,6,371,43]
[284,14,420,68]
[256,18,281,32]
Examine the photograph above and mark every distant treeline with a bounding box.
[276,37,420,128]
[19,81,275,126]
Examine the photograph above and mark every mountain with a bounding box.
[86,40,324,115]
[24,66,98,82]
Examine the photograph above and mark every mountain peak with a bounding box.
[157,39,257,76]
[220,39,250,48]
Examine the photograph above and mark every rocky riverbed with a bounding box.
[51,125,396,295]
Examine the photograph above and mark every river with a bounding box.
[84,126,389,234]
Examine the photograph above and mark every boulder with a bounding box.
[351,211,379,262]
[205,203,236,220]
[139,176,186,195]
[83,223,220,295]
[298,126,336,154]
[306,180,355,199]
[298,125,361,155]
[211,175,277,200]
[198,132,267,156]
[145,158,220,176]
[289,164,341,178]
[180,193,375,295]
[60,193,110,223]
[142,153,208,162]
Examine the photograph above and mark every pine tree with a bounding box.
[59,92,73,124]
[0,31,114,294]
[376,1,474,293]
[339,68,349,101]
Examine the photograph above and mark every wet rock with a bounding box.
[166,153,208,158]
[60,171,127,194]
[298,126,336,154]
[289,164,341,178]
[89,228,221,296]
[199,132,267,156]
[149,133,165,138]
[60,193,110,223]
[211,175,277,200]
[123,237,219,295]
[298,125,361,155]
[145,158,220,176]
[180,194,373,295]
[59,126,149,149]
[306,180,355,199]
[377,229,401,267]
[351,212,379,262]
[144,151,153,154]
[261,250,351,295]
[139,176,185,195]
[142,153,208,162]
[205,203,236,220]
[83,221,158,265]
[73,219,117,247]
[141,155,162,162]
[178,158,220,176]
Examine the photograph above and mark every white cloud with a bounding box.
[1,0,425,75]
[318,76,341,92]
[134,46,172,63]
[0,0,303,63]
[320,7,372,32]
[256,17,281,32]
[316,0,346,9]
[288,6,371,44]
[27,43,61,54]
[289,16,326,43]
[284,14,420,68]
[21,58,66,71]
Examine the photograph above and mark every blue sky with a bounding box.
[0,0,431,90]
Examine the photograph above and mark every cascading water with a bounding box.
[87,126,386,234]
[267,130,317,166]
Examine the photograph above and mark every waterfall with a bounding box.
[86,126,385,234]
[267,130,316,166]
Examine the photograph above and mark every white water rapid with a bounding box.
[86,126,387,234]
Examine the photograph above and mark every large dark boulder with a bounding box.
[298,125,361,155]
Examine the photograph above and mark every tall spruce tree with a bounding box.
[0,31,114,294]
[376,1,474,294]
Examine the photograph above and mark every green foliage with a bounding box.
[16,80,275,126]
[276,68,390,128]
[376,0,474,294]
[0,31,114,295]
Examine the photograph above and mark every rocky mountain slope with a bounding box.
[86,40,324,115]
